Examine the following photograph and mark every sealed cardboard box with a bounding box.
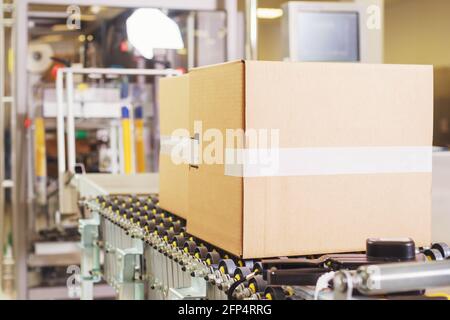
[159,75,189,219]
[187,61,433,259]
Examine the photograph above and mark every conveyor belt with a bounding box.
[79,195,450,300]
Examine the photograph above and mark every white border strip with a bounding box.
[225,147,432,177]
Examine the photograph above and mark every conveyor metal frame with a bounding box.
[80,199,238,300]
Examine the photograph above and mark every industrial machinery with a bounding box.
[1,0,242,299]
[79,194,450,300]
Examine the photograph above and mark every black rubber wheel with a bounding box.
[264,286,286,300]
[252,262,263,274]
[206,251,221,266]
[155,225,165,236]
[218,259,237,275]
[164,229,175,242]
[184,241,197,254]
[195,246,209,260]
[234,266,251,280]
[431,243,450,259]
[171,220,182,233]
[424,248,444,261]
[248,275,267,293]
[173,235,186,248]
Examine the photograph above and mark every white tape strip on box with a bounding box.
[224,147,432,177]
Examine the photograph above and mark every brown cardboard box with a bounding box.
[159,75,190,219]
[187,61,433,259]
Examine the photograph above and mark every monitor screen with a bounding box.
[295,11,360,62]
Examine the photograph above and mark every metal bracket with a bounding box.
[116,245,144,300]
[168,276,207,300]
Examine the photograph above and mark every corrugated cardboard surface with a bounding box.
[244,62,432,148]
[160,75,190,136]
[243,174,431,258]
[243,61,433,258]
[188,62,245,256]
[187,61,433,259]
[159,75,189,219]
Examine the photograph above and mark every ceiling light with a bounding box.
[126,8,184,60]
[257,8,283,19]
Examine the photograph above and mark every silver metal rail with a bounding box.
[334,260,450,299]
[245,0,258,60]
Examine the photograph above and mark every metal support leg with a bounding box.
[245,0,258,60]
[116,239,144,300]
[79,211,101,300]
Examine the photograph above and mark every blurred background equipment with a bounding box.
[28,42,54,74]
[281,0,383,63]
[5,0,241,300]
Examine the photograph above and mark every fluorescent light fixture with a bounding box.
[126,8,184,60]
[90,5,102,14]
[257,8,283,19]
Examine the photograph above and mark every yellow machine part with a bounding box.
[121,118,133,174]
[8,48,13,74]
[34,118,47,178]
[134,118,146,173]
[426,293,450,300]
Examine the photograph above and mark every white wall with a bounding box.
[385,0,450,66]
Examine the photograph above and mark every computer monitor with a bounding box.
[282,1,383,63]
